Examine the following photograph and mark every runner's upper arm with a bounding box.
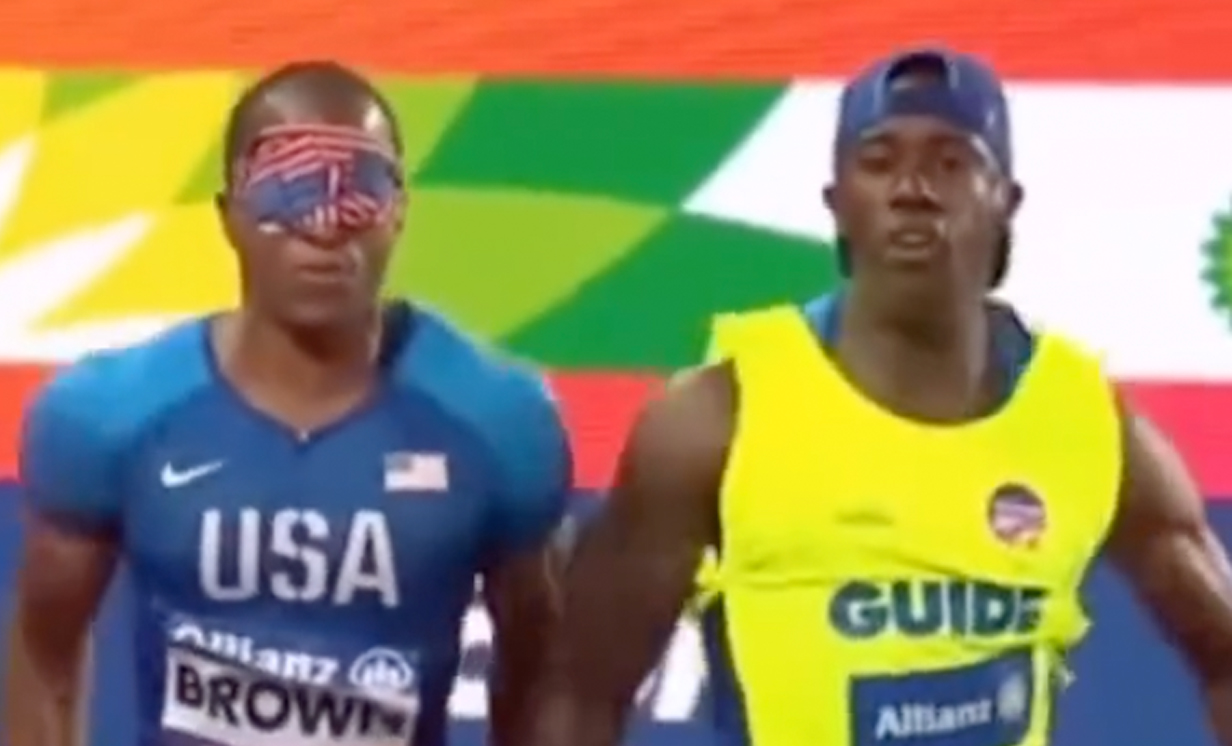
[550,365,731,727]
[15,362,124,649]
[1106,405,1232,678]
[473,368,572,745]
[482,371,572,560]
[21,362,126,536]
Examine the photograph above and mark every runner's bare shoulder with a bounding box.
[614,362,736,536]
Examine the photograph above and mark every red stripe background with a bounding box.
[0,0,1230,79]
[0,368,1228,496]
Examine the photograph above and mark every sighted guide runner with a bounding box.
[4,61,570,746]
[527,47,1232,746]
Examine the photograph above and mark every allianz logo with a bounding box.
[875,672,1031,739]
[168,621,338,687]
[452,606,708,722]
[348,647,417,694]
[168,607,710,723]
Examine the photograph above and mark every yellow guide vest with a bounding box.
[699,305,1122,746]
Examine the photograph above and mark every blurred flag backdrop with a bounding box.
[0,0,1229,743]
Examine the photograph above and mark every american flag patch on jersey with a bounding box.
[988,484,1047,547]
[384,452,449,493]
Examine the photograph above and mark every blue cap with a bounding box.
[835,47,1012,174]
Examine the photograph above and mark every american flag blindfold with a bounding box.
[234,123,403,239]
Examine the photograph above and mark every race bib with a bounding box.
[159,618,420,746]
[849,648,1036,746]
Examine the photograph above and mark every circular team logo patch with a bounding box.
[348,647,417,694]
[996,672,1031,723]
[987,484,1046,548]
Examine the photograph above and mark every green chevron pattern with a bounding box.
[19,72,842,369]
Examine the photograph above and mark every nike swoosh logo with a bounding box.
[161,461,225,488]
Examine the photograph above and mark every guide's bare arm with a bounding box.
[526,367,732,746]
[1108,408,1232,744]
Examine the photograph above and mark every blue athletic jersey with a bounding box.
[19,304,571,746]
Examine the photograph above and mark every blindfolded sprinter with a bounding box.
[6,60,571,746]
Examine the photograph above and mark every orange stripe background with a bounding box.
[1,0,1230,78]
